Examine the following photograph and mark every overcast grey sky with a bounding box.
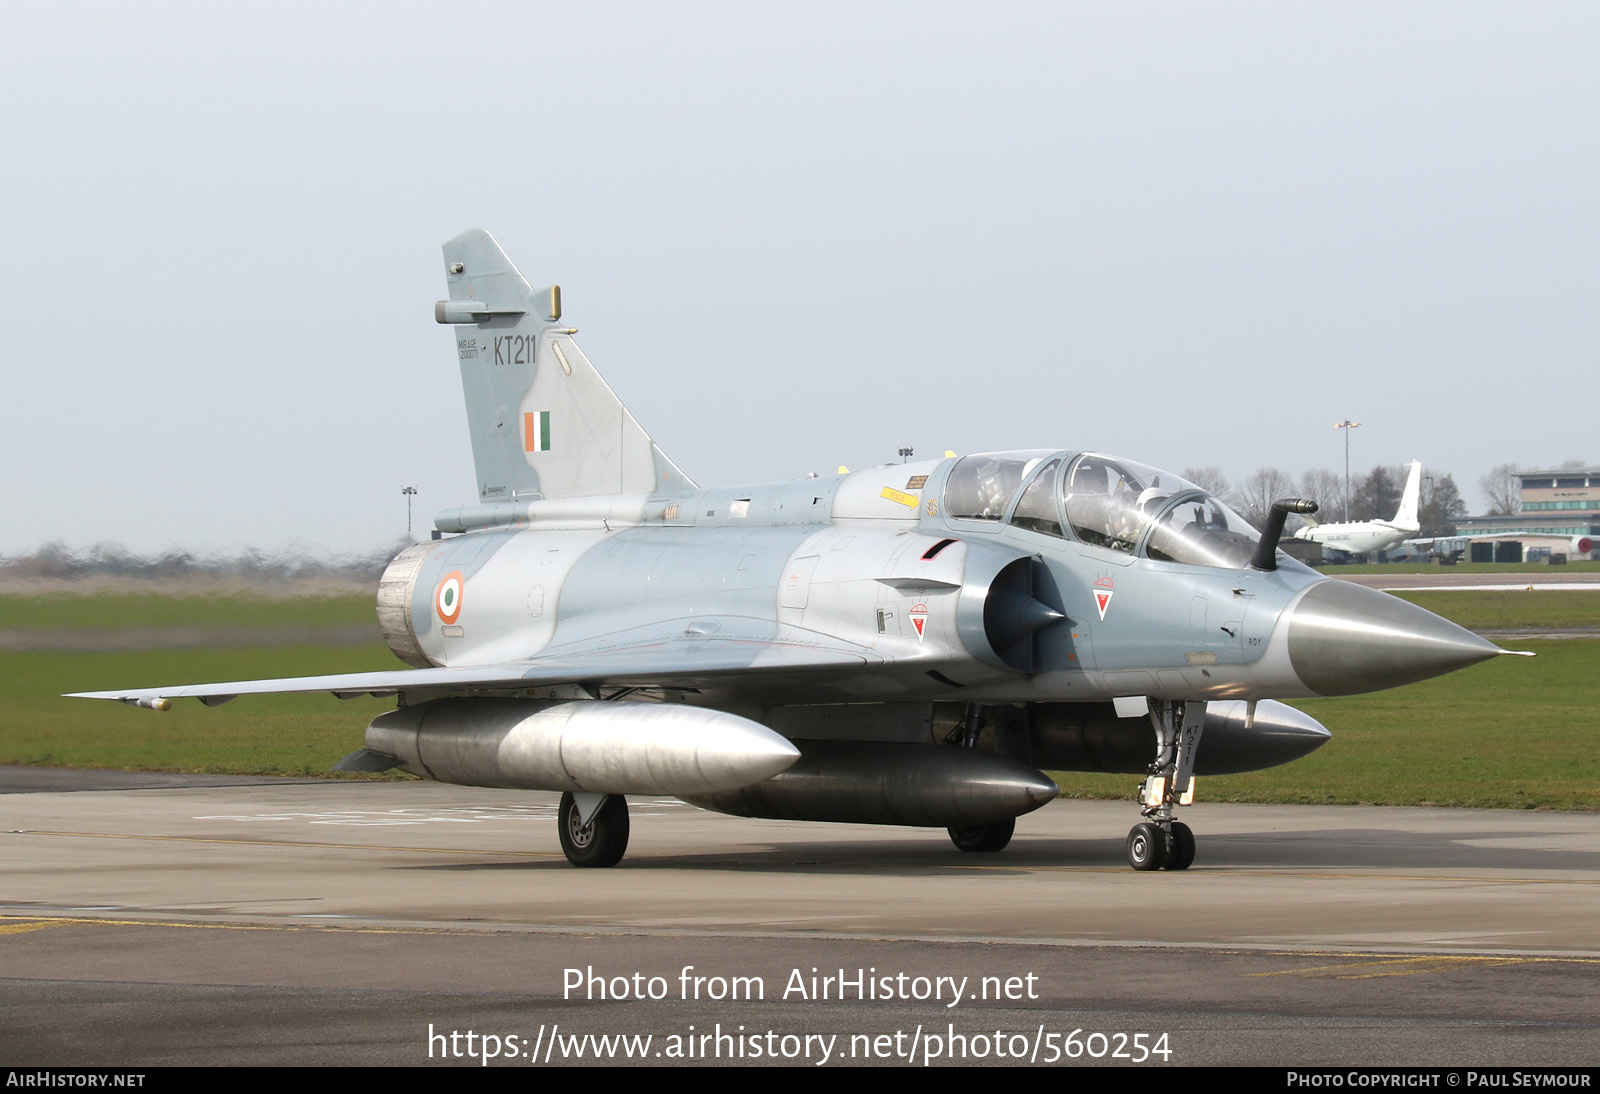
[2,2,1593,554]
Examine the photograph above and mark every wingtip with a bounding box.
[63,692,173,710]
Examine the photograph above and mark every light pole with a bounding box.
[402,486,418,537]
[1334,420,1360,521]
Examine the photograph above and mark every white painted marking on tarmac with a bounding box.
[194,800,690,827]
[1382,583,1600,591]
[196,807,554,826]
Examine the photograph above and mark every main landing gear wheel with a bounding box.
[558,792,630,868]
[1165,821,1196,871]
[947,817,1015,853]
[1126,822,1168,871]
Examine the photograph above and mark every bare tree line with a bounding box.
[1183,465,1468,538]
[0,541,405,586]
[2,457,1589,579]
[1185,457,1588,537]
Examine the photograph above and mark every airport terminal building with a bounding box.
[1456,467,1599,561]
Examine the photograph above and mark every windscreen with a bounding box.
[1063,453,1263,568]
[1144,493,1262,569]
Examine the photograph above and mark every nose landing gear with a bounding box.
[1125,699,1205,871]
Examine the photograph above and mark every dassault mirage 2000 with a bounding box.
[72,229,1524,871]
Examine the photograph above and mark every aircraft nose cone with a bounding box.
[1287,580,1502,696]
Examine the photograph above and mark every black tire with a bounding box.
[558,793,630,868]
[1165,821,1196,871]
[1126,822,1168,871]
[948,817,1015,853]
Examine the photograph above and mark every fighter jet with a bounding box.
[70,230,1523,872]
[1292,460,1423,558]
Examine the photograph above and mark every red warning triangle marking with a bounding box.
[1094,589,1113,620]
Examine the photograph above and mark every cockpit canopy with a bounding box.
[944,451,1265,570]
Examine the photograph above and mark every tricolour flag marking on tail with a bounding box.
[523,411,552,453]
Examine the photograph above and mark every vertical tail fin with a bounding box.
[436,229,695,502]
[1393,460,1422,529]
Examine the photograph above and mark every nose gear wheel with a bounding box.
[1126,822,1167,870]
[1124,700,1206,871]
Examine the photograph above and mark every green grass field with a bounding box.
[1053,639,1595,810]
[1393,590,1600,628]
[9,646,396,774]
[1326,560,1600,576]
[1,592,377,631]
[1,592,392,775]
[1,586,1594,809]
